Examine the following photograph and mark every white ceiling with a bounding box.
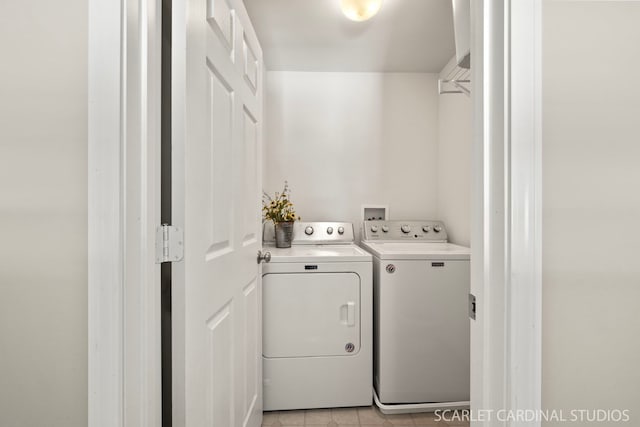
[243,0,456,73]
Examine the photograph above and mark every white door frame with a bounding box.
[470,1,542,426]
[87,1,542,426]
[88,0,162,425]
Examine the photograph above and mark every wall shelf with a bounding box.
[438,65,471,96]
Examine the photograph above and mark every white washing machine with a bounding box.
[360,220,470,414]
[262,222,372,411]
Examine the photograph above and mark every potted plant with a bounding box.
[263,181,300,248]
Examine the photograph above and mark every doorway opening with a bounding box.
[86,1,543,425]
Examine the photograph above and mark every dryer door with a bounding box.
[263,272,360,358]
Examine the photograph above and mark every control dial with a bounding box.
[371,225,379,232]
[381,225,389,233]
[337,226,345,235]
[422,225,431,232]
[326,227,334,235]
[401,225,411,234]
[433,225,443,233]
[304,226,314,235]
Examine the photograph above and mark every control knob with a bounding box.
[381,225,389,233]
[422,226,431,232]
[401,225,411,234]
[327,227,334,235]
[337,226,345,235]
[304,226,314,235]
[371,225,379,232]
[433,225,443,233]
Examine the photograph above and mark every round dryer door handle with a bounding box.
[257,250,271,264]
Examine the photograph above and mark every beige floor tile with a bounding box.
[384,413,415,425]
[357,407,386,425]
[331,408,359,424]
[412,422,449,427]
[413,416,450,427]
[278,410,305,425]
[411,412,449,425]
[305,409,332,424]
[263,411,280,425]
[264,405,462,426]
[410,412,438,422]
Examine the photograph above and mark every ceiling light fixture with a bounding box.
[340,0,383,22]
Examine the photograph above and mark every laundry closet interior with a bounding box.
[255,1,472,246]
[244,0,474,425]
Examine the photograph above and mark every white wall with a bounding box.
[264,72,439,237]
[436,59,472,246]
[543,2,640,425]
[0,1,87,426]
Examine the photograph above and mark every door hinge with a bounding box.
[155,224,184,264]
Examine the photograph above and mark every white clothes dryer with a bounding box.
[360,220,470,414]
[262,222,372,411]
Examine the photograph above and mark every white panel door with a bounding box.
[172,0,263,426]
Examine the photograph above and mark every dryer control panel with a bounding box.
[362,220,448,242]
[263,222,355,245]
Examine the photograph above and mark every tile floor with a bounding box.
[262,406,470,427]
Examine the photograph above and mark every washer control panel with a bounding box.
[263,222,355,245]
[362,220,448,242]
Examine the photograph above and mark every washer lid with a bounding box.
[360,241,470,260]
[263,244,372,263]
